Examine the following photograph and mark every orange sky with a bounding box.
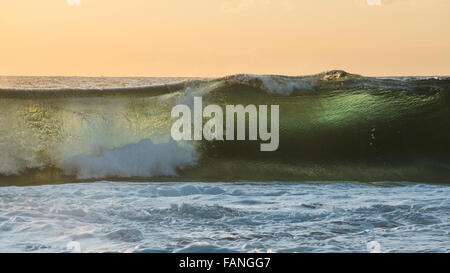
[1,0,449,77]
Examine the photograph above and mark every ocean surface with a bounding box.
[0,73,449,253]
[0,181,449,253]
[1,72,449,185]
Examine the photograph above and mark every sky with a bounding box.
[0,0,449,77]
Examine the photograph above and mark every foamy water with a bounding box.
[0,182,449,253]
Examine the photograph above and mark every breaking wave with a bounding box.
[0,71,449,185]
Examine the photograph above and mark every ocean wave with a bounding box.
[1,71,449,97]
[0,71,449,185]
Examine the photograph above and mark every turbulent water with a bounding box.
[0,71,449,185]
[0,182,449,253]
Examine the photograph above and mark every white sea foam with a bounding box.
[227,71,350,95]
[255,75,315,95]
[60,139,196,179]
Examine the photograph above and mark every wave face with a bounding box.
[0,71,449,185]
